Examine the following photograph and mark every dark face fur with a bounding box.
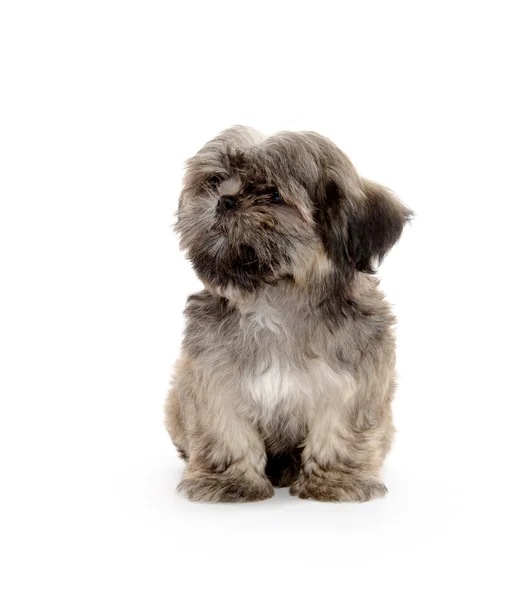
[177,126,411,296]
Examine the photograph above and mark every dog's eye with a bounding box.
[252,188,284,206]
[207,174,223,187]
[270,189,283,204]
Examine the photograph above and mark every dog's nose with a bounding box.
[217,195,237,213]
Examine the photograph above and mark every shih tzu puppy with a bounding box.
[165,126,411,502]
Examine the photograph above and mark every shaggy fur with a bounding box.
[165,126,411,502]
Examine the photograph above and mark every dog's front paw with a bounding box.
[290,472,387,502]
[178,473,274,503]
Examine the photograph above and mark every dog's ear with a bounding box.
[316,177,412,276]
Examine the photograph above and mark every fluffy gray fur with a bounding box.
[165,126,411,502]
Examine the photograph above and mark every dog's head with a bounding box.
[176,126,411,297]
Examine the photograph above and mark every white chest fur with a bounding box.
[244,357,352,415]
[237,294,356,419]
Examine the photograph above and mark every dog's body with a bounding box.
[166,126,410,502]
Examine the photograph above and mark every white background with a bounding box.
[1,1,528,598]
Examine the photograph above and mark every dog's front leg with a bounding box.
[178,395,273,503]
[290,398,390,502]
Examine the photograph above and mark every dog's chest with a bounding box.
[243,354,339,415]
[236,299,354,416]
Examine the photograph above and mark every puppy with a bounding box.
[165,126,411,502]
